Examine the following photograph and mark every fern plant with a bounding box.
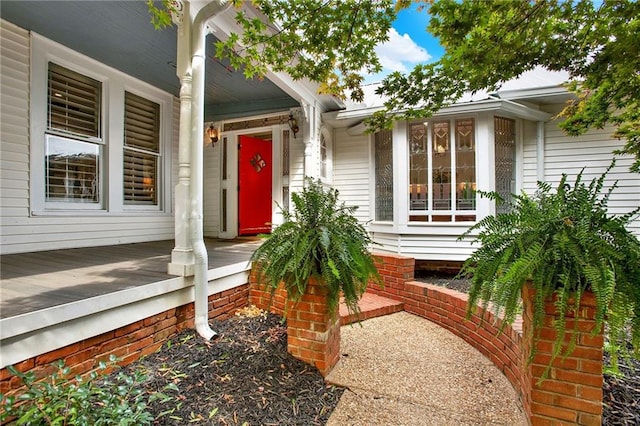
[458,162,640,370]
[250,177,380,316]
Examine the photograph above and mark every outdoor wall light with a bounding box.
[207,124,219,146]
[288,113,299,138]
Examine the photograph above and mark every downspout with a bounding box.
[190,0,231,340]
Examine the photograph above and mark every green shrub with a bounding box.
[459,162,640,372]
[1,356,155,425]
[251,177,381,316]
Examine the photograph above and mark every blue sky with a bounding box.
[364,4,443,84]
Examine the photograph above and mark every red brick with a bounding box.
[529,415,567,426]
[532,353,579,370]
[153,326,177,343]
[0,359,34,380]
[577,385,602,401]
[533,377,578,397]
[555,369,603,388]
[36,342,82,365]
[577,412,601,426]
[531,402,577,422]
[64,346,98,367]
[128,336,155,354]
[140,342,163,357]
[578,359,602,375]
[114,320,144,337]
[531,389,555,405]
[553,394,602,415]
[82,331,115,350]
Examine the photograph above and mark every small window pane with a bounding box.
[455,118,476,211]
[123,150,157,204]
[46,135,99,203]
[375,129,393,221]
[124,92,160,205]
[409,122,428,211]
[48,63,101,138]
[222,189,228,232]
[495,116,516,214]
[320,133,327,178]
[432,121,451,211]
[282,131,290,177]
[282,186,290,212]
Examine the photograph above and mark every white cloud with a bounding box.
[364,28,431,84]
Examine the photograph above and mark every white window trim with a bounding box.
[29,33,172,216]
[406,115,479,222]
[319,126,333,185]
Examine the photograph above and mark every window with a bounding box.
[123,92,160,205]
[375,129,393,221]
[282,129,290,211]
[494,116,516,214]
[45,63,102,204]
[318,128,332,183]
[408,118,476,222]
[320,133,328,179]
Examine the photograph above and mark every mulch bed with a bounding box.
[120,307,343,425]
[415,271,640,426]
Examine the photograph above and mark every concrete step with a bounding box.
[339,292,404,325]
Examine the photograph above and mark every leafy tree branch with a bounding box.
[373,0,640,172]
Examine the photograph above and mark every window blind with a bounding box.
[48,63,101,138]
[123,92,160,205]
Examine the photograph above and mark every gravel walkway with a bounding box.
[325,312,526,425]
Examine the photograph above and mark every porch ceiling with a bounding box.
[0,1,300,121]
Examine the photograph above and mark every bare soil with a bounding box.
[121,308,343,425]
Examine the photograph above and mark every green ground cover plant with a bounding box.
[1,355,166,425]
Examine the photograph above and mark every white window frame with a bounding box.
[122,90,163,210]
[319,126,333,184]
[407,116,478,223]
[29,33,172,215]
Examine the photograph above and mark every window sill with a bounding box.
[31,210,171,217]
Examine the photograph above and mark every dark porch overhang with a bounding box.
[0,1,304,121]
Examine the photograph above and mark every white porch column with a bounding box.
[168,1,195,276]
[302,102,321,179]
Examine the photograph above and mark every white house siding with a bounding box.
[331,127,371,224]
[522,103,639,236]
[370,230,475,262]
[521,120,539,194]
[288,134,306,198]
[0,21,176,255]
[1,21,30,240]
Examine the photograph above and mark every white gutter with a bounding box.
[190,0,231,340]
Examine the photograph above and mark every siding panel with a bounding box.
[522,103,640,236]
[332,128,370,223]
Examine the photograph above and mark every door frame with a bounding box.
[218,123,287,239]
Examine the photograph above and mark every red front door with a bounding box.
[238,135,272,235]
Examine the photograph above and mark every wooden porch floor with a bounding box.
[0,238,260,319]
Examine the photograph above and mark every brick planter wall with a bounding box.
[522,287,603,425]
[0,285,249,396]
[368,252,604,426]
[249,272,340,376]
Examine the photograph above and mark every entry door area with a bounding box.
[238,135,273,235]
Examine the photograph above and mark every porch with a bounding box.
[0,238,260,369]
[0,238,261,319]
